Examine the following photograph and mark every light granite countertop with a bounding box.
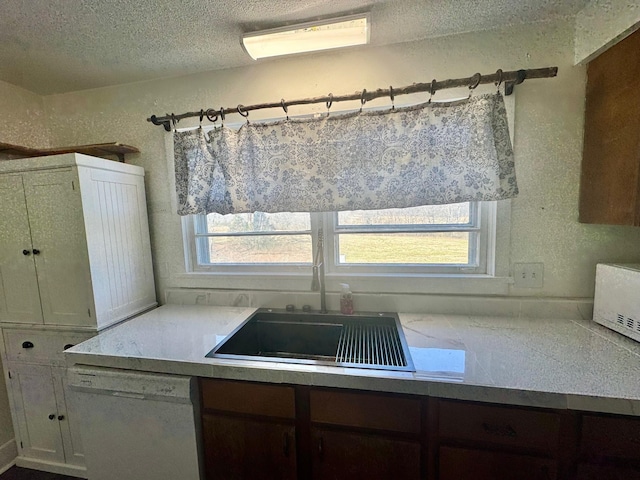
[65,304,640,416]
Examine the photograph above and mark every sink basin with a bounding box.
[207,309,414,372]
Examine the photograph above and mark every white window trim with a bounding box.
[177,201,511,295]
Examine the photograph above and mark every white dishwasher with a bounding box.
[68,366,202,480]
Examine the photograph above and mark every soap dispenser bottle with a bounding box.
[339,283,354,315]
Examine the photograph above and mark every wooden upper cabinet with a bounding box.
[579,28,640,225]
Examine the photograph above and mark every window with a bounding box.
[185,201,495,277]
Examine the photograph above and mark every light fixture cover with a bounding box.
[242,14,370,60]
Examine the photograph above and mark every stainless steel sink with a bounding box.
[207,308,415,372]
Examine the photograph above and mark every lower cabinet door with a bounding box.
[438,446,557,480]
[202,414,296,480]
[311,428,421,480]
[7,363,65,464]
[52,366,84,467]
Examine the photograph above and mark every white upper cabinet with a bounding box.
[0,153,157,329]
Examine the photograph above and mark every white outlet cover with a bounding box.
[513,262,544,288]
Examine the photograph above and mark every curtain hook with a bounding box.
[206,108,218,124]
[237,104,249,124]
[360,88,367,113]
[170,113,177,132]
[389,86,395,110]
[281,99,289,121]
[219,107,225,126]
[495,69,503,93]
[429,79,437,104]
[326,93,333,117]
[468,72,481,98]
[199,109,204,129]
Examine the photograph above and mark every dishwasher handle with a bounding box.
[112,391,146,400]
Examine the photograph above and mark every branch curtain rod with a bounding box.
[148,66,557,131]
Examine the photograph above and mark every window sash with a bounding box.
[186,202,492,275]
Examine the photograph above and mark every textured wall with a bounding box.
[575,0,640,64]
[0,79,50,148]
[42,18,640,301]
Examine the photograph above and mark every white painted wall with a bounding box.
[575,0,640,64]
[40,18,640,304]
[0,79,51,149]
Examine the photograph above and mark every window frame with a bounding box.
[183,201,496,277]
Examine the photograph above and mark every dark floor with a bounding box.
[0,467,77,480]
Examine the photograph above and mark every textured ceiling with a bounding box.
[0,0,588,95]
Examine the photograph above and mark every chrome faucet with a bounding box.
[311,226,327,313]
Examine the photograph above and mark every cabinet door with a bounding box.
[7,363,65,464]
[311,428,421,480]
[0,175,43,323]
[23,170,93,326]
[202,414,296,480]
[438,446,557,480]
[52,366,84,467]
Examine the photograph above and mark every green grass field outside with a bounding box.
[208,233,469,265]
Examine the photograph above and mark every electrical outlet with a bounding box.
[513,262,544,288]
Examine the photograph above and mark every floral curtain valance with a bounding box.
[173,93,517,215]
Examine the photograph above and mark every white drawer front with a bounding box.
[4,329,94,364]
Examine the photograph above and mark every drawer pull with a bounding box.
[63,344,75,350]
[22,249,31,256]
[21,341,34,349]
[58,415,65,421]
[318,436,324,460]
[481,422,517,438]
[48,414,55,420]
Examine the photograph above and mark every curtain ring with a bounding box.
[206,108,218,123]
[495,69,503,92]
[219,107,225,125]
[468,73,481,98]
[237,104,249,122]
[429,79,437,103]
[360,88,367,112]
[281,99,289,120]
[198,109,204,129]
[170,113,177,132]
[389,86,395,110]
[326,93,333,116]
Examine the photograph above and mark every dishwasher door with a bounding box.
[68,366,202,480]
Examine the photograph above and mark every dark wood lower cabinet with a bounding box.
[310,428,421,480]
[439,446,557,480]
[199,378,640,480]
[202,414,296,480]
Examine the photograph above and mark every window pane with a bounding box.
[337,233,470,264]
[201,212,311,234]
[337,204,470,226]
[203,234,312,264]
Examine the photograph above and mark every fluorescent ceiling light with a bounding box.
[242,14,370,60]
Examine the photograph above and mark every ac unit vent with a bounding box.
[617,314,625,325]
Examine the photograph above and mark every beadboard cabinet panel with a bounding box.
[78,166,156,330]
